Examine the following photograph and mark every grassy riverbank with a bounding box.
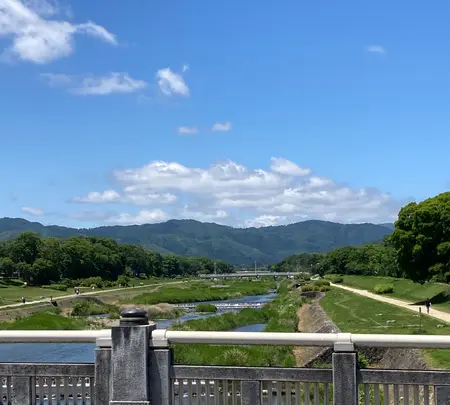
[338,275,450,312]
[0,309,92,330]
[127,279,276,305]
[320,288,450,368]
[173,291,303,367]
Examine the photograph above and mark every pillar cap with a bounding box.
[119,308,149,326]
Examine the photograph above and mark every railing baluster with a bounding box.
[304,382,310,405]
[413,385,419,405]
[403,385,409,405]
[55,378,60,405]
[363,384,370,405]
[383,384,389,405]
[393,384,399,405]
[275,382,281,405]
[187,380,192,405]
[374,384,380,405]
[214,379,219,405]
[313,383,319,405]
[324,383,330,405]
[424,385,430,405]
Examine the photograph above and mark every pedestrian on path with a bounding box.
[425,298,431,314]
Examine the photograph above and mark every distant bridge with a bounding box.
[198,271,308,279]
[174,302,265,310]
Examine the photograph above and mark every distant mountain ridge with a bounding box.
[0,217,393,265]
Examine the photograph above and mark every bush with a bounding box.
[42,284,68,291]
[301,283,330,292]
[313,280,330,286]
[374,284,394,294]
[195,303,218,313]
[324,274,344,283]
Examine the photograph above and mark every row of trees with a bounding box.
[273,192,450,284]
[0,233,234,286]
[270,243,399,278]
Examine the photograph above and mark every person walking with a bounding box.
[425,298,431,314]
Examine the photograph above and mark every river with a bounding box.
[0,293,276,363]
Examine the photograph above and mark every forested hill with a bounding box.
[0,217,393,265]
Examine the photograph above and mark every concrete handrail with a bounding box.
[2,329,450,350]
[0,329,111,344]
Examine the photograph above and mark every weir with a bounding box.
[173,302,264,310]
[1,309,450,405]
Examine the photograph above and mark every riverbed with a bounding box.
[0,294,276,363]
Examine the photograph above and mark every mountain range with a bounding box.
[0,217,393,265]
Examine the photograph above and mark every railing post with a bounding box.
[435,386,450,404]
[149,330,172,405]
[110,308,156,405]
[332,333,358,405]
[242,381,262,405]
[95,338,112,405]
[11,376,32,405]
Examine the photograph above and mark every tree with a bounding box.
[391,192,450,283]
[0,257,15,277]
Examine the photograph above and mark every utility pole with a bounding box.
[214,261,217,275]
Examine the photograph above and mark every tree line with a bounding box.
[273,192,450,284]
[0,233,234,286]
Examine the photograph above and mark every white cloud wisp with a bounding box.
[0,0,117,64]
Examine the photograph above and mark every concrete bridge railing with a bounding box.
[2,309,450,405]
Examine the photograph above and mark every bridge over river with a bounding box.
[173,302,265,310]
[198,271,308,279]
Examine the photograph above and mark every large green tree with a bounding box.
[391,192,450,283]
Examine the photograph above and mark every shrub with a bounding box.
[300,284,319,292]
[42,284,68,292]
[313,280,330,287]
[195,303,218,313]
[374,284,394,294]
[324,274,344,283]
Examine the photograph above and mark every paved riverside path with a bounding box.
[0,280,184,310]
[330,283,450,324]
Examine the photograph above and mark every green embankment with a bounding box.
[127,279,276,305]
[0,309,91,330]
[172,291,303,367]
[339,275,450,312]
[321,287,450,369]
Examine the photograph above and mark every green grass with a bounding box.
[127,279,276,305]
[173,291,304,367]
[321,288,450,369]
[340,275,450,311]
[0,309,90,330]
[0,279,68,306]
[70,298,120,319]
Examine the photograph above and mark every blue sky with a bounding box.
[1,0,449,228]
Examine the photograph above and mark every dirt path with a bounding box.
[331,283,450,324]
[0,280,185,310]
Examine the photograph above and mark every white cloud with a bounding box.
[179,206,228,223]
[156,68,189,97]
[0,0,117,64]
[73,189,176,205]
[106,209,169,225]
[73,190,120,203]
[178,126,198,135]
[41,72,147,95]
[366,45,386,55]
[21,206,45,216]
[212,122,232,132]
[70,157,401,226]
[245,215,286,228]
[270,157,311,177]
